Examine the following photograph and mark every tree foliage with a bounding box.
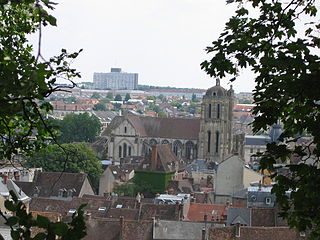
[53,113,101,144]
[124,93,131,102]
[26,143,103,190]
[93,102,107,111]
[201,0,320,238]
[114,94,122,101]
[0,0,81,161]
[3,191,86,240]
[0,0,87,238]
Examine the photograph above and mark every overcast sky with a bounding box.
[37,0,256,92]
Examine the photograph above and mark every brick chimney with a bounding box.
[119,216,124,240]
[3,174,8,184]
[151,145,158,170]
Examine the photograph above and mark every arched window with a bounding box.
[217,104,220,119]
[207,131,211,153]
[208,104,212,118]
[173,140,183,157]
[161,139,170,144]
[128,146,132,156]
[185,141,194,159]
[124,126,127,133]
[215,131,219,153]
[149,139,157,146]
[119,146,122,158]
[123,143,127,158]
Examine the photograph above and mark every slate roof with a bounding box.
[227,207,251,226]
[29,172,90,198]
[245,135,271,146]
[187,203,227,222]
[140,203,181,221]
[102,115,200,140]
[153,220,215,240]
[29,196,112,216]
[208,226,306,240]
[85,218,153,240]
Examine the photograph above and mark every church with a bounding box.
[101,80,234,163]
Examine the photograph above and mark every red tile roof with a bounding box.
[187,203,227,222]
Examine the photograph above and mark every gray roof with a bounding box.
[269,124,283,142]
[153,220,222,240]
[232,188,248,199]
[245,135,271,146]
[227,208,251,226]
[186,159,215,174]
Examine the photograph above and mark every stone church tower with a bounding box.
[198,79,234,162]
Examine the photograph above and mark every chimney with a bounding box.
[235,222,241,238]
[201,227,206,240]
[151,145,158,170]
[3,174,8,184]
[119,216,124,240]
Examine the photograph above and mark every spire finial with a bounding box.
[216,78,220,86]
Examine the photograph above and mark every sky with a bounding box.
[36,0,256,92]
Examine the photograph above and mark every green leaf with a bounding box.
[36,215,50,228]
[51,222,68,236]
[47,15,57,26]
[6,216,18,226]
[4,201,16,212]
[33,232,47,240]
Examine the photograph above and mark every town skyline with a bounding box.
[30,0,256,92]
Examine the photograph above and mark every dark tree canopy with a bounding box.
[124,93,131,102]
[201,0,320,238]
[0,1,87,238]
[0,0,81,161]
[114,94,122,101]
[26,143,103,190]
[53,113,101,144]
[93,102,107,111]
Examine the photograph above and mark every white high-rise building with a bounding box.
[93,68,138,90]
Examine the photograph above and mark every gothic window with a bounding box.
[215,131,219,153]
[161,139,170,144]
[173,140,183,157]
[149,139,157,146]
[207,131,211,153]
[208,104,212,118]
[119,146,122,158]
[128,146,132,156]
[185,141,194,159]
[124,126,127,133]
[123,143,127,158]
[217,104,220,119]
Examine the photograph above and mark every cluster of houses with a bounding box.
[0,150,307,239]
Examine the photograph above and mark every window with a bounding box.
[250,148,253,153]
[215,131,219,153]
[217,104,220,119]
[265,197,272,205]
[124,126,127,133]
[119,146,122,158]
[123,143,127,158]
[208,104,212,118]
[207,131,211,153]
[128,146,131,156]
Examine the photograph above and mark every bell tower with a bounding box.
[198,79,234,162]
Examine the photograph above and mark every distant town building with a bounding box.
[98,79,236,163]
[93,68,138,90]
[145,88,206,99]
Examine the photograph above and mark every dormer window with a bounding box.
[265,197,272,205]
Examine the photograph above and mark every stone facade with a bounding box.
[101,80,235,163]
[198,79,234,162]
